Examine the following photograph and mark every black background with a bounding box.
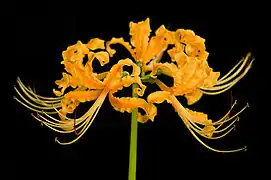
[9,2,262,179]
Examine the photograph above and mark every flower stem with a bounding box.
[128,83,138,180]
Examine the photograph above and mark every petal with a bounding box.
[109,93,157,122]
[153,56,211,96]
[184,108,212,126]
[151,62,179,77]
[129,18,151,60]
[167,48,186,68]
[103,58,141,87]
[202,125,216,137]
[54,72,79,96]
[106,37,136,59]
[202,70,220,88]
[147,91,172,104]
[185,41,209,61]
[64,90,102,102]
[176,29,196,44]
[95,51,110,66]
[62,41,89,63]
[141,35,168,64]
[87,38,105,50]
[155,25,175,44]
[184,88,203,105]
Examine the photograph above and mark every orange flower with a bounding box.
[14,38,156,145]
[14,18,253,152]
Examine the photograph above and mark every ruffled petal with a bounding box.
[62,41,89,63]
[202,70,220,88]
[129,18,151,60]
[103,58,141,87]
[106,37,136,59]
[109,93,157,122]
[102,58,156,122]
[155,25,175,44]
[152,53,212,96]
[54,72,78,96]
[87,38,105,50]
[64,90,102,102]
[184,88,203,105]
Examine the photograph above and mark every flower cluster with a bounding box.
[14,18,253,152]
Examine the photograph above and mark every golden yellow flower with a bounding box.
[14,18,253,152]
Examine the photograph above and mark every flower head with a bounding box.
[14,18,253,152]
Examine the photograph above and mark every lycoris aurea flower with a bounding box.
[14,18,253,152]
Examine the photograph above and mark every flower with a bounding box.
[14,18,253,152]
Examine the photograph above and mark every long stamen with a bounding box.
[14,87,61,110]
[55,89,109,145]
[52,104,87,122]
[216,56,248,85]
[35,113,62,126]
[29,87,62,104]
[213,117,239,134]
[41,111,92,133]
[184,109,239,138]
[218,58,245,82]
[32,114,75,133]
[214,103,249,126]
[13,96,58,114]
[56,101,103,145]
[186,124,246,153]
[184,117,237,140]
[200,59,253,95]
[217,53,252,83]
[17,77,63,101]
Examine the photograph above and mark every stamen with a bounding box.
[42,111,90,132]
[31,113,74,133]
[213,117,239,133]
[218,58,245,82]
[14,87,61,110]
[217,53,252,84]
[55,89,109,145]
[185,124,246,153]
[17,77,63,100]
[56,101,103,145]
[13,96,58,114]
[186,117,236,140]
[200,58,253,95]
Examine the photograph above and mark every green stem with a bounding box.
[128,83,138,180]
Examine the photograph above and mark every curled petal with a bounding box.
[71,61,105,89]
[54,72,78,96]
[147,91,172,104]
[95,51,110,66]
[104,58,141,86]
[106,37,136,59]
[62,41,89,63]
[109,93,157,122]
[87,38,105,50]
[85,52,110,72]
